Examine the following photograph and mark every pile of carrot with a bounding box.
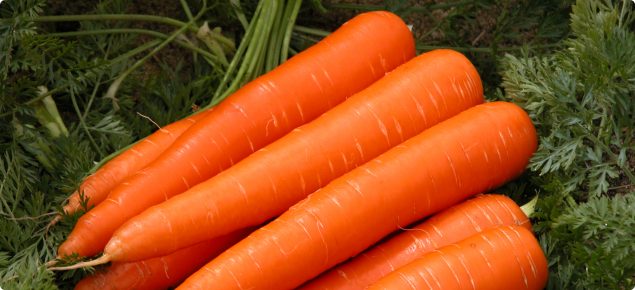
[49,11,548,290]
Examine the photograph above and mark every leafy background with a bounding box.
[0,0,634,289]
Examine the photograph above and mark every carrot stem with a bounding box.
[520,195,539,217]
[279,0,303,62]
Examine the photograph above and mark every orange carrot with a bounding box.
[366,226,548,290]
[299,194,531,290]
[57,11,415,259]
[73,227,254,290]
[175,101,537,290]
[76,49,484,264]
[59,110,211,217]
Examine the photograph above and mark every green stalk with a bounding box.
[264,0,286,73]
[48,29,220,63]
[230,0,251,30]
[69,73,103,158]
[0,40,161,119]
[293,25,330,37]
[104,6,208,107]
[520,195,539,217]
[19,14,235,48]
[211,0,266,99]
[279,0,302,62]
[180,0,194,20]
[322,1,461,11]
[243,0,277,83]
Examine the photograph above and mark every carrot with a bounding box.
[299,194,531,290]
[56,110,211,219]
[62,49,480,265]
[366,225,548,290]
[74,227,254,290]
[57,11,415,259]
[174,101,537,290]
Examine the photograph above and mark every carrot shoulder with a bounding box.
[367,226,548,290]
[100,49,484,263]
[176,101,538,290]
[57,11,415,259]
[299,194,531,290]
[59,110,211,217]
[73,227,254,290]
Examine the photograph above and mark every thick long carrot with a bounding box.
[59,110,211,217]
[367,226,548,290]
[57,11,415,259]
[74,227,254,290]
[299,194,531,290]
[82,49,484,264]
[175,101,537,290]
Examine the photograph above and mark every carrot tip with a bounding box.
[47,254,111,271]
[44,260,57,268]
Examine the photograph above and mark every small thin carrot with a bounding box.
[366,226,548,290]
[73,227,254,290]
[55,109,210,219]
[299,194,531,290]
[57,11,415,259]
[174,101,538,290]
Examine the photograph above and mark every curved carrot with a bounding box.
[57,11,415,259]
[91,49,484,263]
[60,110,211,217]
[74,227,254,290]
[367,226,548,290]
[176,101,537,290]
[299,194,531,290]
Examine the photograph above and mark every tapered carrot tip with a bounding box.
[47,254,111,271]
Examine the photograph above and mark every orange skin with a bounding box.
[299,194,531,290]
[367,226,548,290]
[103,49,484,263]
[62,109,211,216]
[58,11,415,259]
[74,227,254,290]
[177,101,538,290]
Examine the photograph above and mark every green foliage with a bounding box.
[501,0,635,198]
[536,193,635,289]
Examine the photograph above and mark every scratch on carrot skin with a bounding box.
[135,263,145,278]
[242,128,255,153]
[431,224,444,238]
[160,257,170,279]
[495,229,529,289]
[368,61,377,78]
[190,162,202,179]
[296,102,305,122]
[392,116,404,143]
[246,248,265,275]
[327,157,335,179]
[426,172,435,212]
[345,180,365,198]
[431,80,449,112]
[494,198,519,223]
[181,176,190,189]
[142,139,158,147]
[337,270,351,283]
[461,208,482,231]
[499,131,510,157]
[310,73,324,93]
[354,138,365,161]
[423,86,442,119]
[368,109,390,147]
[414,267,434,289]
[130,148,142,157]
[438,253,462,287]
[361,167,378,177]
[230,102,257,127]
[398,272,418,289]
[422,264,443,289]
[230,175,249,205]
[225,264,247,290]
[466,199,494,225]
[443,150,461,188]
[508,227,539,278]
[376,246,397,271]
[453,245,477,290]
[307,211,329,265]
[157,209,173,235]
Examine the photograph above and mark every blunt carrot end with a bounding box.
[48,254,111,271]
